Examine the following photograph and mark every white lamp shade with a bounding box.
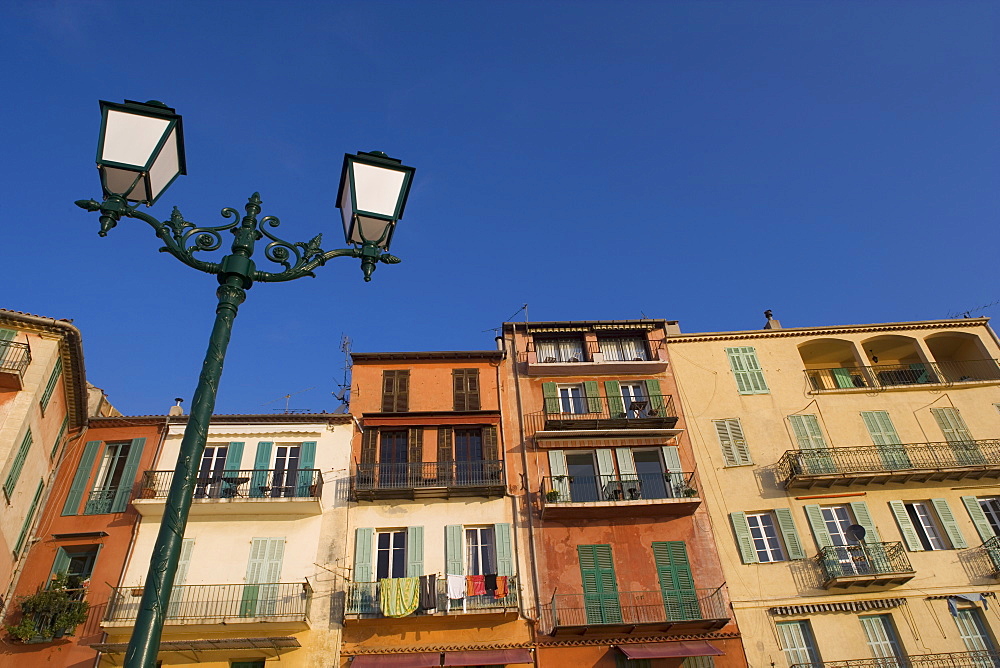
[337,151,414,250]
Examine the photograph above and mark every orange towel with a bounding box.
[494,575,508,599]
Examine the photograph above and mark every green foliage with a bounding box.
[5,574,89,643]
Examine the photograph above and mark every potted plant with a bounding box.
[545,489,562,503]
[5,574,90,643]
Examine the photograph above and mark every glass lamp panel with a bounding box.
[352,162,406,217]
[351,215,395,248]
[147,127,181,203]
[101,110,171,168]
[101,166,146,201]
[340,177,354,243]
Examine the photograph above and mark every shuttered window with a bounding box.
[453,369,481,411]
[381,370,410,412]
[776,620,822,668]
[14,479,44,556]
[3,428,33,497]
[931,407,974,442]
[725,346,769,394]
[730,509,805,563]
[50,416,69,460]
[789,415,827,449]
[39,357,63,411]
[963,496,1000,541]
[652,541,699,621]
[578,544,621,624]
[714,418,752,466]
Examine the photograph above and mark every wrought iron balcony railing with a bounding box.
[529,394,678,432]
[539,586,728,631]
[791,650,1000,668]
[541,472,697,504]
[105,582,310,624]
[777,441,1000,485]
[351,460,504,496]
[0,339,31,377]
[346,575,518,616]
[139,468,322,500]
[517,338,664,364]
[983,536,1000,575]
[84,488,118,514]
[806,359,1000,392]
[816,542,914,586]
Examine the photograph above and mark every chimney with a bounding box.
[168,397,184,416]
[763,310,782,330]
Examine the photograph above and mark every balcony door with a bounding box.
[632,449,669,499]
[240,537,284,617]
[566,452,601,502]
[777,621,821,668]
[196,445,228,499]
[455,428,484,484]
[821,505,867,576]
[271,445,301,498]
[860,614,906,668]
[653,541,699,621]
[86,441,132,513]
[578,544,621,624]
[620,383,649,418]
[862,411,912,470]
[932,407,984,466]
[379,431,408,488]
[954,608,1000,668]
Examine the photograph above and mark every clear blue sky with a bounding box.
[2,1,997,416]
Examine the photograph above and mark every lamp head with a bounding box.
[336,150,414,251]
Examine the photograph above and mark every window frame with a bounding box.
[979,497,1000,536]
[464,525,497,576]
[535,336,586,363]
[745,511,787,563]
[375,529,407,580]
[556,383,587,414]
[905,501,950,550]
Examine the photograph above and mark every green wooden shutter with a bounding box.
[50,417,69,460]
[241,537,284,616]
[110,437,146,512]
[542,382,560,413]
[578,544,621,623]
[39,357,63,411]
[50,548,71,579]
[3,428,33,497]
[406,526,424,577]
[931,498,967,548]
[789,415,827,448]
[831,367,855,389]
[861,411,910,469]
[962,496,997,542]
[726,346,768,394]
[729,512,758,564]
[168,538,195,618]
[889,501,924,551]
[224,442,245,470]
[604,380,625,417]
[548,450,569,499]
[849,502,881,541]
[296,441,317,496]
[14,479,44,556]
[596,449,615,481]
[645,379,665,413]
[932,408,974,442]
[62,440,101,515]
[0,329,15,341]
[616,448,637,478]
[353,528,374,581]
[250,441,273,498]
[774,508,806,560]
[583,380,602,413]
[445,524,464,575]
[805,504,833,548]
[652,541,699,620]
[494,523,513,576]
[714,418,752,466]
[661,445,684,493]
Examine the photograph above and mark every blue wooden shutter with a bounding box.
[3,428,33,497]
[604,380,625,417]
[353,528,374,581]
[296,441,317,496]
[406,526,424,577]
[250,441,273,497]
[774,508,806,560]
[62,440,101,515]
[110,437,147,512]
[445,525,464,575]
[494,523,513,576]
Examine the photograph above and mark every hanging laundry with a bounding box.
[484,573,498,593]
[379,577,419,617]
[467,574,487,596]
[446,574,466,599]
[418,574,437,612]
[493,575,508,599]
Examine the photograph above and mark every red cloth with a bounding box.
[466,574,486,596]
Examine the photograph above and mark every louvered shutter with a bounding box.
[714,418,752,466]
[548,450,570,499]
[445,525,464,575]
[849,502,881,541]
[595,449,615,481]
[62,440,101,515]
[805,505,833,548]
[789,415,827,448]
[407,429,423,466]
[50,417,68,460]
[250,441,273,498]
[296,441,317,496]
[645,379,665,413]
[168,539,195,618]
[3,428,33,497]
[583,380,602,413]
[861,411,910,469]
[109,437,146,512]
[453,369,468,411]
[437,426,453,464]
[353,528,374,581]
[224,442,245,470]
[661,445,684,493]
[14,480,44,556]
[730,512,758,564]
[616,448,637,477]
[889,501,924,551]
[578,545,621,624]
[932,408,974,442]
[541,382,560,413]
[931,498,967,548]
[604,380,625,417]
[494,523,513,576]
[482,425,499,461]
[382,370,410,412]
[406,526,424,577]
[962,496,996,541]
[774,508,806,559]
[726,346,768,394]
[40,358,63,411]
[652,541,699,621]
[49,548,71,579]
[361,428,378,466]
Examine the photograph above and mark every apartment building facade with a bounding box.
[501,320,747,668]
[342,350,533,667]
[665,317,1000,668]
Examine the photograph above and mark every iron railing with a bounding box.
[529,394,678,432]
[138,468,322,500]
[0,339,31,377]
[351,460,504,492]
[791,650,1000,668]
[806,359,1000,392]
[539,586,728,629]
[105,582,310,623]
[346,575,518,616]
[519,338,662,363]
[541,472,697,504]
[983,536,1000,575]
[84,488,118,514]
[816,542,913,582]
[777,441,1000,481]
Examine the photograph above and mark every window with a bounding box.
[730,509,805,564]
[3,428,32,498]
[632,449,669,499]
[890,498,967,551]
[231,661,265,668]
[821,505,860,546]
[599,335,648,361]
[978,498,1000,536]
[954,607,998,653]
[906,502,949,550]
[557,384,587,414]
[39,357,63,412]
[195,445,229,498]
[14,479,44,556]
[713,418,752,466]
[376,530,407,580]
[381,370,409,412]
[535,336,585,363]
[725,346,768,394]
[860,614,905,665]
[620,383,650,417]
[51,545,99,585]
[465,526,496,575]
[776,620,821,668]
[85,441,131,513]
[271,444,301,496]
[746,512,786,562]
[453,369,480,410]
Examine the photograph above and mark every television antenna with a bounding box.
[333,334,352,414]
[262,387,315,414]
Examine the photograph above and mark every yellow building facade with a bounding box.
[665,317,1000,668]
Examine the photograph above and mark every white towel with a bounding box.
[446,574,465,599]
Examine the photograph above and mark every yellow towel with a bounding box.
[379,577,420,617]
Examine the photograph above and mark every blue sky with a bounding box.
[2,1,997,416]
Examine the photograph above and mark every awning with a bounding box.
[769,598,905,615]
[443,648,533,665]
[90,636,301,653]
[618,641,724,659]
[351,653,441,668]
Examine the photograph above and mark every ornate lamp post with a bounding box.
[75,99,415,668]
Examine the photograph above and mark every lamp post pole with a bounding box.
[78,100,414,668]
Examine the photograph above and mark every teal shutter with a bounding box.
[931,498,967,548]
[353,528,374,581]
[861,411,911,469]
[583,380,602,413]
[790,414,835,474]
[445,524,464,575]
[541,382,559,413]
[3,428,33,497]
[62,440,101,515]
[774,508,806,560]
[729,512,758,564]
[0,329,14,341]
[494,523,513,576]
[296,441,317,496]
[39,357,63,411]
[14,479,44,556]
[241,537,284,616]
[595,449,615,480]
[714,418,752,466]
[616,448,637,477]
[167,539,195,618]
[50,548,72,579]
[725,346,769,394]
[652,541,699,620]
[224,442,245,470]
[831,367,855,389]
[250,441,273,497]
[578,544,621,623]
[50,417,69,460]
[805,504,833,548]
[110,438,146,512]
[932,408,982,465]
[547,450,570,500]
[645,379,665,412]
[406,526,424,577]
[604,380,625,417]
[962,496,996,542]
[889,501,924,551]
[850,502,881,541]
[661,445,684,493]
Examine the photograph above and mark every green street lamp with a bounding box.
[76,100,414,668]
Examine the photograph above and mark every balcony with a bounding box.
[816,542,915,588]
[345,575,518,618]
[0,339,31,391]
[806,359,1000,393]
[351,460,505,500]
[529,394,679,435]
[791,651,1000,668]
[522,339,668,375]
[982,536,1000,576]
[132,468,322,517]
[104,582,310,628]
[539,586,729,636]
[541,472,700,518]
[777,441,1000,489]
